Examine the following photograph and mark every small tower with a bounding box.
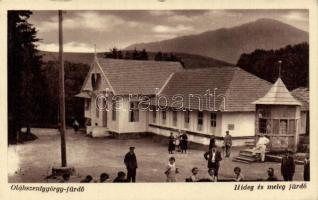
[253,78,302,152]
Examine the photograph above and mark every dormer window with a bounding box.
[91,73,101,91]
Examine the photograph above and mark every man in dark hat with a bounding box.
[204,146,222,177]
[281,150,295,181]
[124,146,138,182]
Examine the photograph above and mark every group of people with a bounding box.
[59,130,309,183]
[168,131,188,154]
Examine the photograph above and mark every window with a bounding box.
[112,101,116,121]
[184,110,190,129]
[162,110,167,125]
[152,107,157,123]
[279,119,288,135]
[91,73,101,91]
[129,102,139,122]
[172,111,178,127]
[210,113,217,127]
[289,119,296,135]
[197,111,203,131]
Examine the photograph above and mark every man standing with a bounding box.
[204,146,222,177]
[252,134,269,162]
[223,131,232,157]
[303,153,310,181]
[168,132,175,154]
[124,147,138,182]
[180,132,188,153]
[281,150,295,181]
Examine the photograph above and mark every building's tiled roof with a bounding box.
[291,87,309,111]
[98,58,183,95]
[156,67,273,112]
[253,78,302,106]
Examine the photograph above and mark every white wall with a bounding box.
[300,111,307,134]
[221,112,255,137]
[148,109,257,146]
[118,97,148,133]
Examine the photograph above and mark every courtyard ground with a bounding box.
[8,128,304,183]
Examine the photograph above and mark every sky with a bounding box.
[28,10,309,53]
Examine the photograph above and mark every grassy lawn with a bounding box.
[8,128,304,183]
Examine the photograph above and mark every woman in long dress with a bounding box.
[168,132,175,154]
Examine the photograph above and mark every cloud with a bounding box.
[152,24,194,34]
[37,41,94,52]
[283,11,308,22]
[36,11,126,32]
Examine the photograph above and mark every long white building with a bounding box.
[76,56,308,149]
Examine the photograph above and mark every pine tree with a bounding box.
[8,11,44,144]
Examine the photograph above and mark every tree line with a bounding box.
[104,47,182,62]
[237,42,309,90]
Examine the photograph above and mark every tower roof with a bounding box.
[253,78,302,105]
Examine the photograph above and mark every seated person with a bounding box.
[266,168,278,181]
[198,168,217,182]
[80,175,93,183]
[233,167,244,182]
[113,171,127,183]
[186,167,199,182]
[100,173,110,183]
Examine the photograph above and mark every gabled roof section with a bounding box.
[97,58,183,95]
[158,67,272,112]
[292,87,309,111]
[253,78,302,106]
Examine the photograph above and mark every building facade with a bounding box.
[76,56,309,148]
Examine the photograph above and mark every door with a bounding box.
[103,110,107,127]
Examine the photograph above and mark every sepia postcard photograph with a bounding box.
[0,0,317,200]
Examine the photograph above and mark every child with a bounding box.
[113,171,127,183]
[100,173,110,183]
[165,157,179,182]
[233,167,244,182]
[188,167,199,182]
[207,168,217,182]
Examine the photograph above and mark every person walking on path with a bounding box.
[204,146,222,177]
[209,135,216,150]
[165,157,179,182]
[124,146,138,182]
[168,132,175,154]
[223,131,232,157]
[180,132,188,153]
[281,150,295,181]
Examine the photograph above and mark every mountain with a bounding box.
[39,51,233,68]
[124,18,308,63]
